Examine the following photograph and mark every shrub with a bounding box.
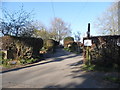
[0,35,43,60]
[46,39,55,48]
[54,40,59,47]
[19,58,38,64]
[46,39,55,52]
[64,37,74,48]
[1,59,12,67]
[64,37,74,41]
[70,42,78,52]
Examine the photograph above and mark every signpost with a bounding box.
[83,23,92,65]
[84,39,92,65]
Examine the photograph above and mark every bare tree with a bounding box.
[74,31,81,42]
[95,2,119,35]
[34,28,50,40]
[50,17,71,43]
[0,6,34,37]
[32,21,50,40]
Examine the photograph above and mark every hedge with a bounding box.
[0,35,43,60]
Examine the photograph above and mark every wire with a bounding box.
[51,0,55,18]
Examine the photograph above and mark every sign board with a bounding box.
[117,42,120,46]
[84,39,92,46]
[117,39,120,46]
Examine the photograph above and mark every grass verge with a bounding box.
[82,64,120,72]
[103,76,120,84]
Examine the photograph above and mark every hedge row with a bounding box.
[0,35,43,60]
[83,35,120,68]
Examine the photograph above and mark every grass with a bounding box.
[82,64,120,72]
[64,47,83,54]
[20,58,38,64]
[103,76,120,84]
[0,50,43,69]
[82,64,96,71]
[64,47,71,52]
[82,64,120,84]
[1,58,39,68]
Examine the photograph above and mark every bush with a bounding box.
[46,39,56,53]
[1,59,13,67]
[64,37,74,48]
[64,37,74,41]
[46,39,55,48]
[0,35,43,60]
[82,64,96,71]
[70,42,78,52]
[64,40,80,53]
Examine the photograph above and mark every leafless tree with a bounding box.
[95,2,119,35]
[0,6,34,37]
[74,31,81,42]
[34,28,50,41]
[32,21,50,40]
[50,17,71,43]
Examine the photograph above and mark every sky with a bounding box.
[0,1,113,41]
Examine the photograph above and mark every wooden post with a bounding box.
[86,23,91,65]
[87,23,90,38]
[86,46,91,66]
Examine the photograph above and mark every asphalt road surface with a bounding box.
[2,49,119,88]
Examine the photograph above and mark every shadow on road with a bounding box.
[1,48,80,74]
[44,71,119,88]
[43,58,119,88]
[2,48,119,88]
[43,48,71,58]
[43,72,102,88]
[44,72,119,88]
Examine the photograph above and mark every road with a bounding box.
[2,49,119,88]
